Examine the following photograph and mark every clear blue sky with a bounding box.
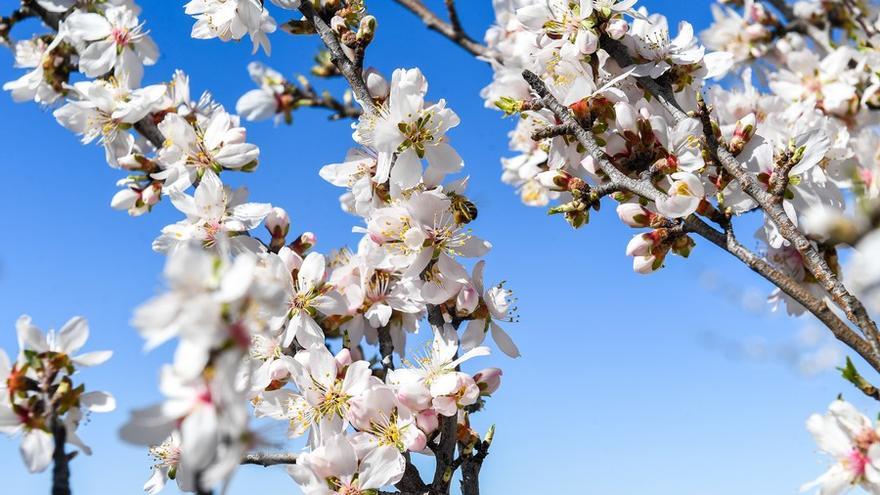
[0,1,869,493]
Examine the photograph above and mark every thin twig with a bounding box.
[392,0,492,60]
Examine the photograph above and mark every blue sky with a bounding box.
[0,1,871,493]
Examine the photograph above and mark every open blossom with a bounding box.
[256,346,372,440]
[236,61,289,123]
[656,172,705,218]
[155,110,260,191]
[459,261,521,358]
[153,170,272,254]
[387,327,489,416]
[3,29,69,104]
[0,316,114,473]
[360,68,462,192]
[288,433,405,495]
[185,0,278,55]
[65,5,158,87]
[53,78,166,166]
[802,400,880,494]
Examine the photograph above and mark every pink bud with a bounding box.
[616,203,652,228]
[265,207,290,237]
[416,409,439,434]
[536,170,572,191]
[335,348,353,373]
[456,283,479,315]
[605,18,629,40]
[473,368,502,396]
[632,255,659,274]
[625,233,655,257]
[142,183,161,206]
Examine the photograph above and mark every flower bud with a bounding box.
[632,254,660,274]
[473,368,502,396]
[364,67,389,99]
[357,15,376,44]
[265,207,290,238]
[334,348,353,373]
[614,101,639,134]
[536,169,573,191]
[416,409,439,434]
[291,232,317,255]
[110,188,139,211]
[456,283,480,315]
[616,203,653,228]
[605,18,629,39]
[142,183,161,206]
[626,232,656,257]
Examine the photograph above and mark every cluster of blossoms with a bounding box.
[480,1,880,493]
[3,1,515,493]
[479,0,880,317]
[0,316,114,473]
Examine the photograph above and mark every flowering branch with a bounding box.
[520,68,880,373]
[296,1,376,113]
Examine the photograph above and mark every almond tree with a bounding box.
[7,1,880,494]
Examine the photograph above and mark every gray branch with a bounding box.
[241,452,298,467]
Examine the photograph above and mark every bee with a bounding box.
[450,193,478,225]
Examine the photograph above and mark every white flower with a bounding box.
[288,433,405,495]
[185,0,277,55]
[237,61,288,123]
[459,261,521,358]
[3,30,67,104]
[65,6,158,87]
[53,78,166,166]
[153,170,271,254]
[362,68,462,192]
[155,111,260,191]
[630,14,705,78]
[656,172,705,218]
[802,400,880,495]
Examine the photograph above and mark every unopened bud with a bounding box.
[357,15,376,44]
[291,231,317,254]
[605,18,629,39]
[473,368,502,396]
[417,409,440,434]
[536,170,573,191]
[616,203,653,228]
[265,207,290,238]
[363,67,389,99]
[110,188,139,211]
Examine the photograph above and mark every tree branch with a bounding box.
[521,68,880,373]
[391,0,492,60]
[50,417,71,495]
[598,37,880,361]
[240,452,298,467]
[297,2,376,114]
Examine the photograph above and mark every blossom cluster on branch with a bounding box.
[11,0,880,493]
[2,1,515,494]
